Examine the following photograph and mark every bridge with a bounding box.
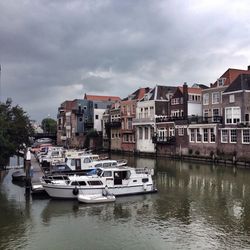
[33,132,57,141]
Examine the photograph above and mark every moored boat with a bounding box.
[12,170,26,182]
[41,166,157,199]
[31,183,47,195]
[77,193,116,203]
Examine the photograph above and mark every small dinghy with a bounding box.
[31,183,46,195]
[78,194,116,204]
[12,170,26,182]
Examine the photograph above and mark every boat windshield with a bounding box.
[96,168,103,176]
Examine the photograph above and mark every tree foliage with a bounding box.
[41,118,57,133]
[0,99,34,167]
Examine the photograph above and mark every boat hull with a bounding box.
[43,183,156,199]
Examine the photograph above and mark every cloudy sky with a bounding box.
[0,0,250,121]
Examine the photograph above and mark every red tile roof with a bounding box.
[212,68,250,87]
[61,100,75,111]
[178,87,202,94]
[84,94,121,101]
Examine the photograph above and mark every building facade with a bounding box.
[120,88,150,152]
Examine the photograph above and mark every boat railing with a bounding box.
[42,174,70,184]
[117,159,128,166]
[135,168,154,175]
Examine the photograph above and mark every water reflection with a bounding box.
[0,170,31,250]
[40,195,155,225]
[2,156,250,249]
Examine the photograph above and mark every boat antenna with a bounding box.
[0,64,1,103]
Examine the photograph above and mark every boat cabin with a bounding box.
[65,154,100,170]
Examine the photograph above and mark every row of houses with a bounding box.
[57,66,250,161]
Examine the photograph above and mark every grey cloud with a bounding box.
[0,0,250,121]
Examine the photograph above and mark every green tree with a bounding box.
[41,118,57,133]
[0,99,34,167]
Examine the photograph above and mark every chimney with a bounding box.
[183,82,188,119]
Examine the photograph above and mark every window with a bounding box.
[150,107,154,116]
[71,181,86,186]
[203,93,209,105]
[196,129,202,142]
[210,128,215,142]
[103,171,112,177]
[87,181,103,186]
[145,127,149,140]
[212,92,220,104]
[139,127,143,140]
[217,78,226,86]
[229,94,235,103]
[190,129,195,142]
[203,128,208,142]
[128,118,132,130]
[225,107,241,124]
[178,127,184,136]
[158,129,165,140]
[95,115,99,120]
[212,109,220,122]
[83,106,87,110]
[230,129,237,143]
[203,109,209,118]
[221,129,228,143]
[171,98,180,105]
[123,134,129,142]
[94,104,98,108]
[84,158,91,163]
[144,107,148,118]
[169,127,175,137]
[243,130,250,144]
[51,151,59,157]
[71,159,81,170]
[171,110,180,117]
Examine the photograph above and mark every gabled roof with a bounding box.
[224,74,250,93]
[122,87,150,101]
[212,68,250,87]
[191,83,209,89]
[140,85,177,101]
[155,85,177,100]
[84,94,121,102]
[60,100,75,111]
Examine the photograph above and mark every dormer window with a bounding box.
[166,94,172,101]
[217,78,226,86]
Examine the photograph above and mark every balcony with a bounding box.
[237,121,250,127]
[152,136,176,145]
[188,116,223,124]
[121,111,135,117]
[132,117,155,125]
[121,128,134,134]
[105,121,121,128]
[155,116,185,123]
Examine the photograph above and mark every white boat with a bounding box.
[41,166,157,199]
[31,183,46,195]
[77,194,116,203]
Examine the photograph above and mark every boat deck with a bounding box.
[31,154,44,185]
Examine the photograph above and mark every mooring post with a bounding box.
[25,149,31,187]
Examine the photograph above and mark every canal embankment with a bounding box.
[108,149,250,168]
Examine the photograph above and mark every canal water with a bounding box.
[1,155,250,250]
